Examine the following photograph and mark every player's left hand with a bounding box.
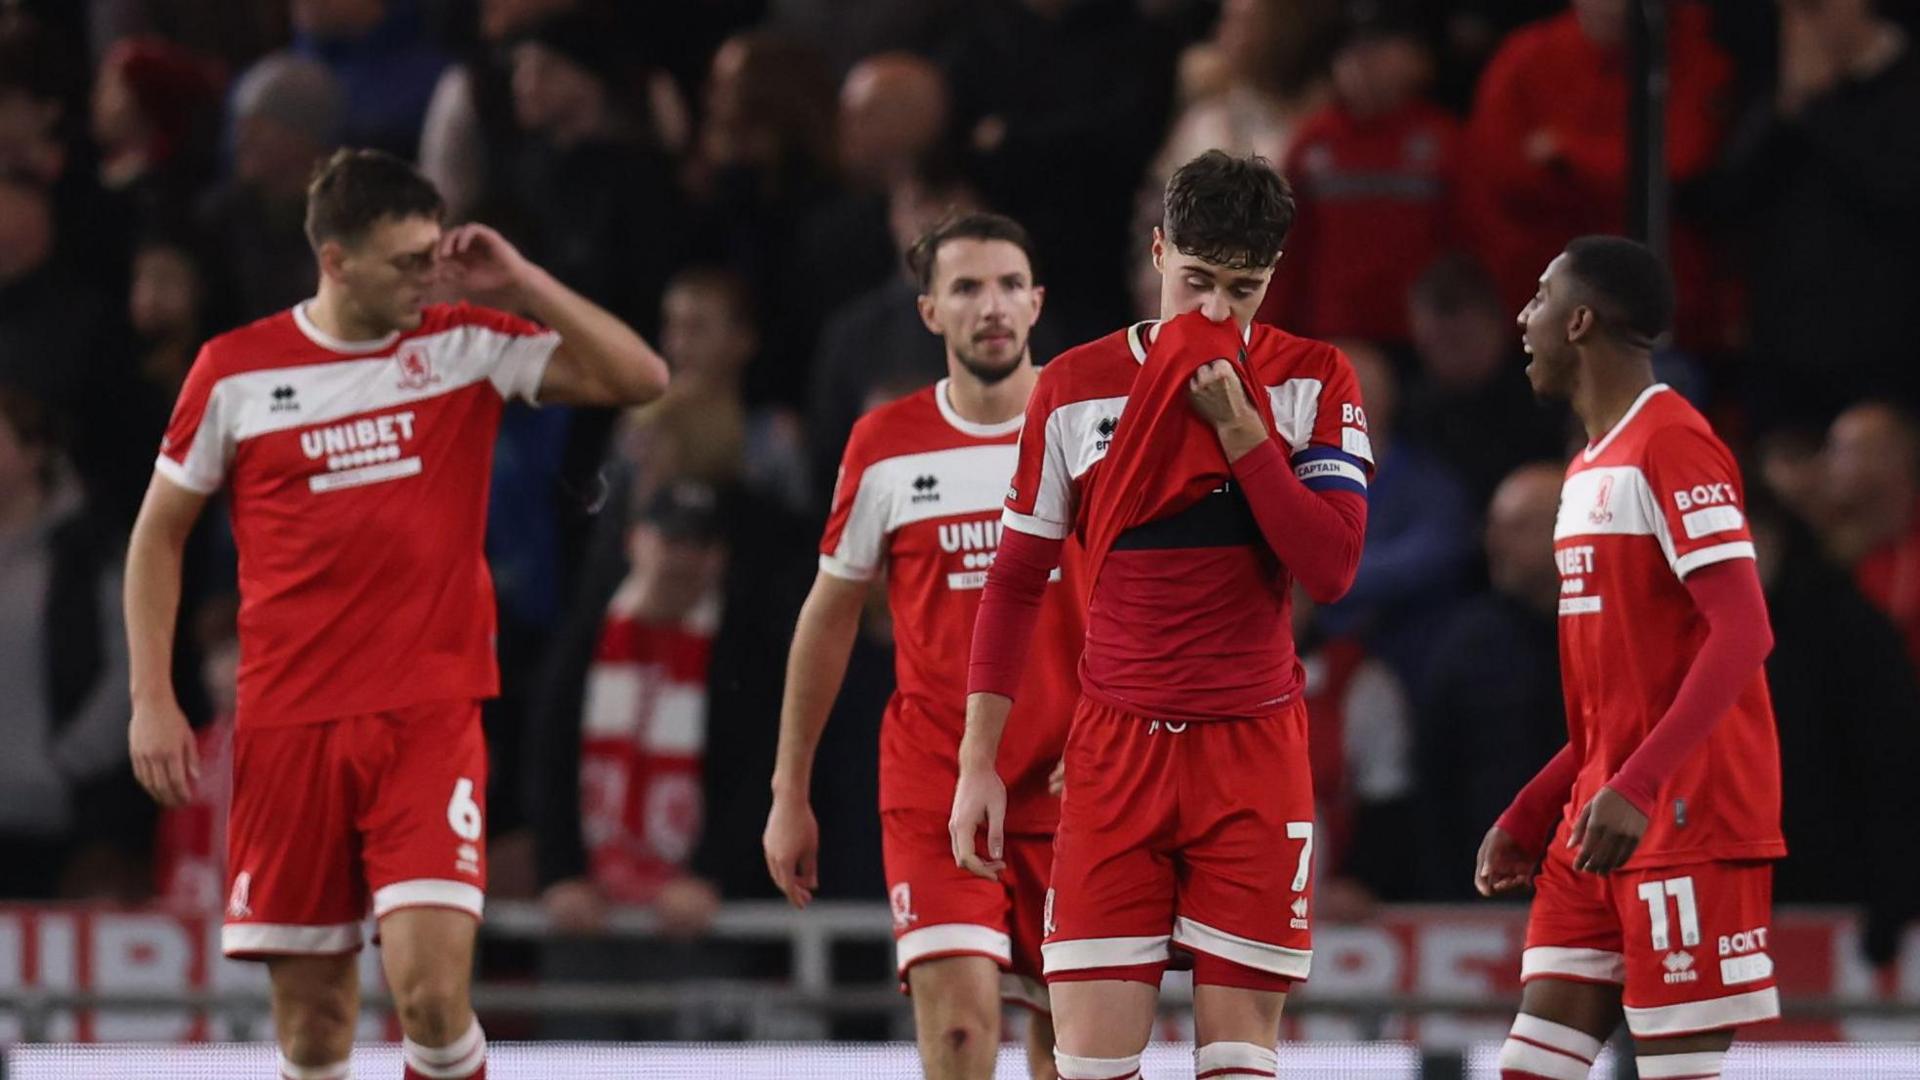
[436,223,537,301]
[1187,359,1266,460]
[949,767,1008,882]
[1568,786,1649,874]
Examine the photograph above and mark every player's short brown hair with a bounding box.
[1162,150,1294,270]
[906,212,1038,293]
[303,148,444,251]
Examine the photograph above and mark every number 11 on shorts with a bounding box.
[1637,876,1700,951]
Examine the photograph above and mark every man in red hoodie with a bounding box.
[950,151,1371,1080]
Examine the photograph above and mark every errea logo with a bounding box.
[1095,416,1118,451]
[911,475,941,504]
[1662,951,1699,984]
[1674,484,1736,510]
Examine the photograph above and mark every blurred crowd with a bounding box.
[3,0,1919,972]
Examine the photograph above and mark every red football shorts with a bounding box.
[222,700,489,959]
[1042,696,1314,991]
[1524,838,1780,1038]
[883,808,1051,1012]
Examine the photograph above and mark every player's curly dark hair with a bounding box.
[1562,235,1675,349]
[906,212,1039,293]
[304,148,444,251]
[1162,150,1294,270]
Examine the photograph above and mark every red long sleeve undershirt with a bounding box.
[968,439,1368,701]
[1495,557,1775,851]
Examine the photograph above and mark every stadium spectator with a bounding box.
[197,51,343,323]
[1822,402,1920,668]
[943,0,1178,346]
[90,37,222,207]
[128,231,213,396]
[1399,254,1568,507]
[1749,488,1920,967]
[289,0,450,158]
[1416,462,1567,898]
[1462,0,1731,337]
[837,52,950,193]
[0,388,147,901]
[1319,339,1476,686]
[1718,0,1920,421]
[1257,8,1459,345]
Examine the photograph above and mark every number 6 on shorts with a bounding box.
[447,777,483,842]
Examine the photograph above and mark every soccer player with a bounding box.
[763,212,1082,1080]
[125,149,668,1080]
[1477,237,1783,1080]
[951,150,1373,1080]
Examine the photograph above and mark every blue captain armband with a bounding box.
[1292,446,1370,496]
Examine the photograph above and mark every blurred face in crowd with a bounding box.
[838,55,948,190]
[91,62,143,152]
[511,41,605,137]
[1572,0,1629,48]
[1332,33,1433,116]
[918,238,1043,386]
[321,214,441,333]
[1780,0,1880,56]
[1826,404,1920,517]
[0,179,53,284]
[482,0,574,42]
[626,521,727,621]
[1154,229,1274,331]
[1486,463,1566,612]
[1518,253,1588,402]
[661,282,755,387]
[235,114,325,198]
[291,0,386,38]
[130,244,204,339]
[1411,296,1508,391]
[0,404,45,509]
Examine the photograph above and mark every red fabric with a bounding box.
[1608,558,1774,815]
[1081,311,1275,583]
[1497,744,1580,856]
[1232,439,1367,602]
[1258,99,1461,342]
[1852,500,1920,671]
[968,525,1064,700]
[1461,6,1731,341]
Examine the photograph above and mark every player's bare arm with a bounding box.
[124,472,210,808]
[436,223,669,407]
[1187,357,1269,463]
[949,691,1013,882]
[763,570,869,908]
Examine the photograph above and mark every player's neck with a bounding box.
[1573,353,1657,446]
[305,286,392,345]
[947,360,1036,426]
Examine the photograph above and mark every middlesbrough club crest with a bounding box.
[395,344,440,391]
[1588,475,1615,526]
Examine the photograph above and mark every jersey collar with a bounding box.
[1583,383,1670,462]
[935,378,1024,438]
[294,301,402,354]
[1126,319,1254,364]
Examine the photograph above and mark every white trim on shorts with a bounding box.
[1521,946,1628,984]
[222,921,363,956]
[1041,934,1171,975]
[1624,986,1781,1038]
[896,922,1012,973]
[1171,916,1312,980]
[372,879,485,919]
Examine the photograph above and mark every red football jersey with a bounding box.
[1003,321,1372,721]
[1553,385,1785,868]
[820,380,1084,830]
[157,302,558,727]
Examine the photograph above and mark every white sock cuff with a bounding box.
[1637,1050,1726,1078]
[1499,1031,1595,1080]
[402,1019,486,1078]
[1196,1040,1278,1077]
[277,1055,350,1080]
[1511,1013,1604,1061]
[1053,1049,1142,1079]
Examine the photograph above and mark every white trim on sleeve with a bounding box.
[1001,507,1070,541]
[1171,916,1312,979]
[1622,986,1779,1038]
[221,921,363,956]
[153,454,219,495]
[818,553,875,582]
[489,330,561,403]
[1673,541,1757,579]
[1520,946,1627,984]
[372,879,485,919]
[896,923,1012,973]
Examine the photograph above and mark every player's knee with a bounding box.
[391,972,471,1045]
[275,993,355,1065]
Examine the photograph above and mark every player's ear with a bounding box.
[317,239,349,282]
[1566,304,1596,345]
[1150,227,1166,272]
[915,291,941,334]
[1028,283,1046,326]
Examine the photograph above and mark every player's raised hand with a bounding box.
[130,696,199,808]
[1568,786,1648,874]
[1188,359,1268,462]
[1473,824,1535,897]
[949,767,1007,881]
[762,795,820,908]
[436,223,536,301]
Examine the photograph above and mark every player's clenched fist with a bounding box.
[1473,824,1535,897]
[1187,359,1269,462]
[949,766,1007,881]
[762,796,820,909]
[130,697,199,808]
